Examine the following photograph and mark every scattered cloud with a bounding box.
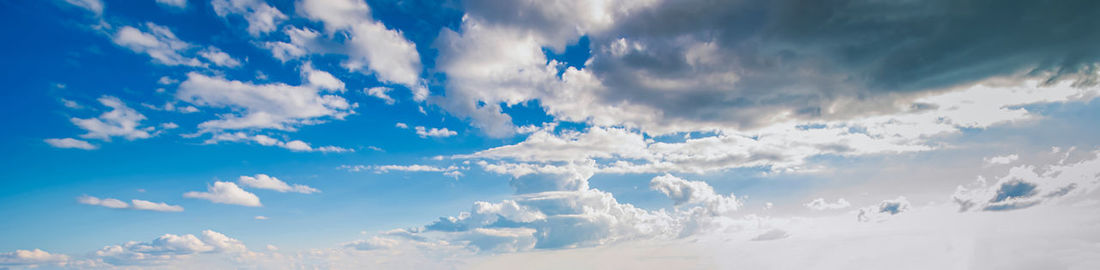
[63,0,103,16]
[365,86,395,105]
[198,46,241,68]
[70,96,157,141]
[954,150,1100,212]
[237,174,319,194]
[984,154,1019,166]
[804,198,851,211]
[112,22,202,67]
[415,126,456,138]
[0,249,69,268]
[78,195,183,212]
[211,0,287,37]
[44,138,97,150]
[154,0,187,9]
[206,132,352,153]
[183,181,262,207]
[857,197,910,222]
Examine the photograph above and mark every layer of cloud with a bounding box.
[206,132,352,153]
[954,150,1100,212]
[78,195,184,212]
[804,198,851,211]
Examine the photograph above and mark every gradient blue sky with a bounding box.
[2,0,1100,269]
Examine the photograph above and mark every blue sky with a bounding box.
[2,0,1100,269]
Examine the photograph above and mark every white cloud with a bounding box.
[78,195,183,212]
[77,195,129,209]
[856,196,911,222]
[415,126,457,138]
[954,150,1100,212]
[804,198,851,211]
[198,46,241,68]
[211,0,287,37]
[93,230,249,265]
[44,138,97,150]
[395,122,408,129]
[64,0,103,16]
[365,86,395,104]
[61,98,82,109]
[154,0,187,9]
[70,96,156,141]
[183,181,262,207]
[112,23,203,67]
[238,174,319,194]
[262,26,322,62]
[206,132,352,153]
[984,154,1019,165]
[176,72,353,132]
[0,249,69,268]
[295,0,425,98]
[302,63,345,91]
[650,174,740,215]
[254,216,269,220]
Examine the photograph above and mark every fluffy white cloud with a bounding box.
[415,126,457,138]
[211,0,287,36]
[70,96,157,141]
[154,0,187,9]
[238,174,319,194]
[94,230,249,265]
[0,249,69,267]
[176,72,353,132]
[365,86,395,105]
[856,196,911,222]
[650,174,740,215]
[294,0,426,99]
[183,181,262,207]
[804,198,851,211]
[78,195,184,212]
[44,138,97,150]
[198,46,241,68]
[984,154,1019,165]
[113,23,202,67]
[301,62,345,91]
[954,150,1100,212]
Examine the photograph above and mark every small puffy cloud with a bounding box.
[954,150,1100,212]
[985,154,1019,166]
[78,195,183,212]
[112,23,202,67]
[176,72,353,132]
[804,198,851,211]
[395,122,408,129]
[94,230,248,265]
[0,249,69,267]
[77,195,129,209]
[211,0,287,37]
[415,126,457,138]
[70,96,156,141]
[302,63,345,91]
[44,138,97,150]
[365,87,395,105]
[254,216,268,220]
[155,0,187,9]
[857,196,910,222]
[183,181,262,207]
[198,46,241,68]
[238,174,319,194]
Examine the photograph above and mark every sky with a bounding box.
[1,0,1099,269]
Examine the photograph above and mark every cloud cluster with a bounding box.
[211,0,287,37]
[183,181,262,207]
[953,150,1100,212]
[94,230,249,266]
[856,196,911,222]
[177,72,353,133]
[0,249,69,268]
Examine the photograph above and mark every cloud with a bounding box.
[804,198,851,211]
[211,0,287,37]
[415,126,457,138]
[183,181,262,207]
[112,22,203,67]
[0,249,69,267]
[44,138,97,150]
[206,132,352,153]
[176,72,353,132]
[301,62,345,91]
[70,96,157,141]
[295,0,426,99]
[395,122,408,129]
[650,174,740,215]
[198,46,241,68]
[63,0,103,16]
[237,174,319,194]
[954,150,1100,212]
[365,86,395,105]
[434,0,1100,137]
[857,196,911,222]
[985,154,1019,165]
[78,195,184,212]
[154,0,187,9]
[750,229,790,241]
[94,230,248,265]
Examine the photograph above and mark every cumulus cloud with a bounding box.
[176,72,353,133]
[804,198,851,211]
[415,126,457,138]
[301,63,345,91]
[70,96,157,141]
[211,0,287,37]
[365,86,395,105]
[183,181,262,207]
[295,0,425,98]
[94,230,248,265]
[954,150,1100,212]
[78,195,184,212]
[237,174,319,194]
[44,138,97,150]
[198,46,241,68]
[435,0,1100,137]
[0,249,69,267]
[650,174,740,215]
